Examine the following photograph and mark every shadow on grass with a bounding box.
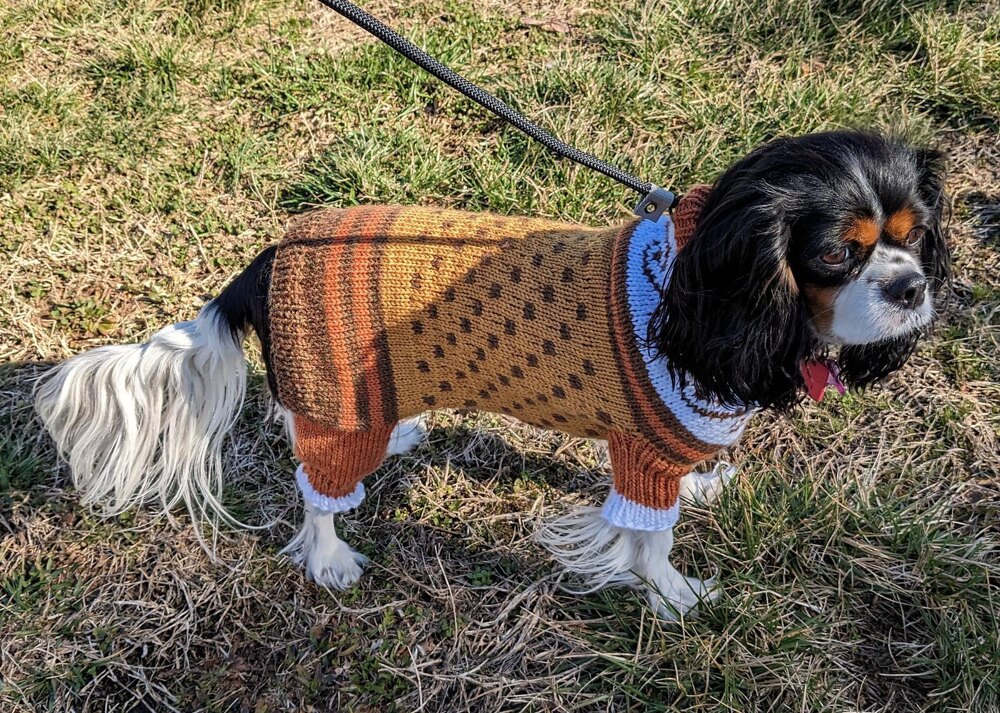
[0,361,58,498]
[422,420,599,491]
[1,358,570,710]
[0,357,566,581]
[964,191,1000,251]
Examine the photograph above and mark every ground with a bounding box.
[1,0,998,710]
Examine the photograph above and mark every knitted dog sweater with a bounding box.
[269,186,752,530]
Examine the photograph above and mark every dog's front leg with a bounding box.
[631,527,718,621]
[679,461,737,507]
[538,505,716,621]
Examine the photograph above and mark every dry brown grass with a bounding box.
[1,0,999,710]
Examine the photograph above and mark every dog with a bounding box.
[34,130,949,619]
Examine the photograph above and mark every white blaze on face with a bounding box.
[829,244,933,345]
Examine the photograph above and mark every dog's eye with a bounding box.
[905,227,925,245]
[821,246,851,265]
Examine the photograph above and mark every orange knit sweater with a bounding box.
[269,186,748,530]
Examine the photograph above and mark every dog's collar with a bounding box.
[672,184,712,250]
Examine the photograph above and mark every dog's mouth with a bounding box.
[800,358,845,401]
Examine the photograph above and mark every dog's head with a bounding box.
[650,130,950,410]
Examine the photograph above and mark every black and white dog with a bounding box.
[35,131,949,618]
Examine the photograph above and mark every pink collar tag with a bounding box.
[801,359,846,402]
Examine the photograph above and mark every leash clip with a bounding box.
[634,185,676,223]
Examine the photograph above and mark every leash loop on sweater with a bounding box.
[314,0,675,221]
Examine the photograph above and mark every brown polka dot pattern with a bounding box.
[270,197,742,516]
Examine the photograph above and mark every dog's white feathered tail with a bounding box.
[34,303,247,525]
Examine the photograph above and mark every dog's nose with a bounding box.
[882,273,927,310]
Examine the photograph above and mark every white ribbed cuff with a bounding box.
[601,487,680,532]
[295,464,365,513]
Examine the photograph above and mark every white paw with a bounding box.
[679,461,737,507]
[385,416,428,457]
[647,573,719,622]
[282,503,368,590]
[306,538,369,590]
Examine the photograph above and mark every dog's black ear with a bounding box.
[915,147,951,299]
[649,151,814,411]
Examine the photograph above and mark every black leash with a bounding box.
[315,0,676,221]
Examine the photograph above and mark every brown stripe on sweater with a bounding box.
[322,209,367,426]
[344,207,404,427]
[371,206,404,423]
[313,213,352,422]
[342,206,400,429]
[341,219,372,428]
[293,213,335,421]
[363,206,403,426]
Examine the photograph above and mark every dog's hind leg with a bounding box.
[386,415,428,457]
[282,500,369,589]
[279,410,394,589]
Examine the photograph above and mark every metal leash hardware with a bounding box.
[314,0,676,222]
[633,186,676,222]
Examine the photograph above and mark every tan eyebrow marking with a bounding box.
[845,216,879,248]
[884,207,917,243]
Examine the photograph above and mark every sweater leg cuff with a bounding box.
[296,464,365,514]
[601,487,680,532]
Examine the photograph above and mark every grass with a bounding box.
[1,0,998,710]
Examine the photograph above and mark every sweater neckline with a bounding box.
[621,217,753,447]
